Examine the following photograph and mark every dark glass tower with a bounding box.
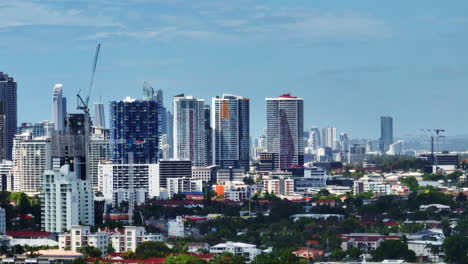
[0,73,17,160]
[266,94,304,171]
[379,116,393,153]
[110,97,160,164]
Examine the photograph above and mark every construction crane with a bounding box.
[75,44,101,190]
[77,43,101,114]
[421,128,445,172]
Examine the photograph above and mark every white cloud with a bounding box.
[0,1,118,28]
[87,2,391,43]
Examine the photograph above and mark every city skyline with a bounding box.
[2,1,468,139]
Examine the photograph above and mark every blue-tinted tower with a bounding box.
[110,97,160,164]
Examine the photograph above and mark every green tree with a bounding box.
[72,258,86,264]
[164,254,207,264]
[135,241,171,259]
[77,246,102,258]
[211,252,246,264]
[370,240,416,262]
[278,248,301,264]
[330,248,346,260]
[347,247,361,260]
[252,253,278,264]
[399,177,419,192]
[121,251,136,259]
[441,218,452,237]
[442,235,468,264]
[107,242,115,254]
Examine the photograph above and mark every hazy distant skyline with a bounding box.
[2,0,468,139]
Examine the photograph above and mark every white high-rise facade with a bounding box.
[173,95,206,166]
[41,164,94,232]
[12,132,51,195]
[52,84,67,133]
[89,127,110,192]
[322,127,337,150]
[266,94,304,171]
[212,94,250,171]
[98,163,160,205]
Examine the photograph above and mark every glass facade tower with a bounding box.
[110,97,160,164]
[266,94,304,171]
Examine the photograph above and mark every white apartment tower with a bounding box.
[173,95,206,166]
[12,132,51,195]
[41,164,94,232]
[322,127,337,150]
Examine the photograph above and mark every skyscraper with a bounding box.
[89,127,109,192]
[0,73,17,160]
[306,127,321,152]
[52,84,67,133]
[339,132,349,153]
[173,95,206,166]
[94,103,106,128]
[322,127,337,150]
[266,94,304,171]
[212,94,250,170]
[12,132,51,195]
[379,116,393,153]
[110,97,160,164]
[204,105,213,165]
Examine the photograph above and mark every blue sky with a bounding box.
[1,0,468,139]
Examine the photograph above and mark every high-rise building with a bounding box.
[305,127,321,154]
[387,140,404,155]
[0,72,17,160]
[204,105,213,166]
[110,97,160,164]
[348,144,366,164]
[94,103,106,128]
[0,115,5,161]
[52,84,67,133]
[173,95,206,166]
[99,163,160,205]
[321,127,337,150]
[41,164,94,232]
[379,116,393,153]
[12,133,51,195]
[339,132,349,153]
[89,127,110,192]
[18,121,54,139]
[212,94,250,170]
[266,94,304,171]
[156,159,192,189]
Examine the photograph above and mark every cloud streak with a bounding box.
[0,1,118,28]
[90,3,391,43]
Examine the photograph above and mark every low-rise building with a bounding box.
[168,216,185,238]
[340,233,401,252]
[210,241,261,262]
[353,175,391,195]
[110,226,164,253]
[291,248,324,260]
[419,204,451,212]
[263,178,294,196]
[407,240,444,263]
[58,226,108,255]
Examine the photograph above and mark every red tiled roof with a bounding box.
[279,94,297,98]
[7,231,52,237]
